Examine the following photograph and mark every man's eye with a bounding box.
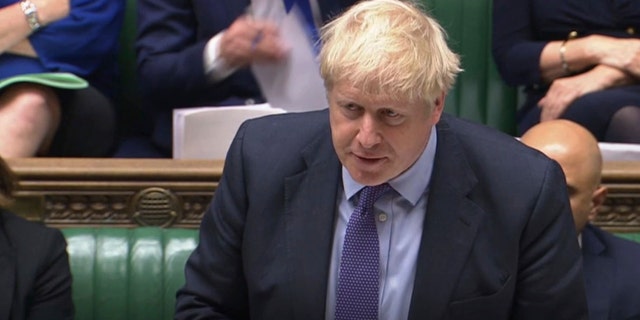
[344,103,359,111]
[383,109,399,117]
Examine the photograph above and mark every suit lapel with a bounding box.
[0,226,15,320]
[285,129,341,320]
[581,225,613,318]
[409,119,483,319]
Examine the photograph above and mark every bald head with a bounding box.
[521,120,606,232]
[521,120,602,185]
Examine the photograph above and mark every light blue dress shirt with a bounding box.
[325,128,438,320]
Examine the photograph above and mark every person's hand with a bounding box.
[219,16,288,69]
[538,65,628,121]
[590,35,640,78]
[31,0,70,25]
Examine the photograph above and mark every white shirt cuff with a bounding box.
[204,32,238,82]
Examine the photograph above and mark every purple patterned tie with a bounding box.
[335,183,391,320]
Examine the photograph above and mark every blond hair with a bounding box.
[319,0,461,107]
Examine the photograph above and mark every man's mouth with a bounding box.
[353,153,385,164]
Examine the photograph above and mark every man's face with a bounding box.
[552,152,604,232]
[328,82,443,186]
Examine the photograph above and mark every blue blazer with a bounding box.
[582,224,640,320]
[0,0,124,96]
[176,111,588,319]
[135,0,356,154]
[0,210,73,320]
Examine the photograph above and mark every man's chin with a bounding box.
[346,167,393,186]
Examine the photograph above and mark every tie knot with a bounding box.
[357,183,391,211]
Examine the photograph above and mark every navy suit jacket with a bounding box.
[0,210,73,320]
[135,0,356,154]
[582,224,640,320]
[176,111,588,319]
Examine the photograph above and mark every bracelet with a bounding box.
[19,0,41,32]
[559,40,572,74]
[559,31,578,75]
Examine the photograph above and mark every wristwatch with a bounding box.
[20,0,41,32]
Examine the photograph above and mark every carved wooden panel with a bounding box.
[595,161,640,233]
[6,158,223,228]
[6,159,640,233]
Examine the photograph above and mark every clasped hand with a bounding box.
[539,35,640,121]
[594,35,640,78]
[219,16,288,69]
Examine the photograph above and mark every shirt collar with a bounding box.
[342,127,437,205]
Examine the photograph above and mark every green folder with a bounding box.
[0,72,88,90]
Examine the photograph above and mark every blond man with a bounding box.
[176,1,587,318]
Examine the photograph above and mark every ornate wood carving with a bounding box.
[6,159,640,233]
[595,161,640,233]
[6,158,222,228]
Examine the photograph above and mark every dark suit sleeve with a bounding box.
[136,0,219,110]
[27,229,74,320]
[512,161,588,319]
[491,0,547,86]
[175,123,251,319]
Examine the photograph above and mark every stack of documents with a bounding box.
[173,104,286,159]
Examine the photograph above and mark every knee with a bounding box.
[2,83,61,113]
[611,105,640,124]
[0,83,61,125]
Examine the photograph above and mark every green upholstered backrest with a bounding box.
[115,0,145,138]
[61,227,199,320]
[422,0,517,135]
[116,0,138,111]
[616,232,640,243]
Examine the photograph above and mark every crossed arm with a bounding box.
[0,0,69,56]
[537,35,640,120]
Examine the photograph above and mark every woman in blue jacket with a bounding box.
[0,0,124,157]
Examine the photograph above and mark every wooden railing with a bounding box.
[595,161,640,233]
[6,158,222,228]
[6,158,640,233]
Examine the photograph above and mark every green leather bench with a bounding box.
[61,227,198,320]
[618,233,640,243]
[60,226,640,320]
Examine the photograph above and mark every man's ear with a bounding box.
[588,186,608,221]
[430,91,446,122]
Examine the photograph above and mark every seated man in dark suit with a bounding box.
[521,119,640,320]
[0,156,73,319]
[119,0,357,157]
[175,0,588,318]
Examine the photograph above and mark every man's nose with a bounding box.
[356,115,381,149]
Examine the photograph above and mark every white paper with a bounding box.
[173,103,286,159]
[250,4,328,112]
[250,0,286,21]
[599,142,640,161]
[517,137,640,161]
